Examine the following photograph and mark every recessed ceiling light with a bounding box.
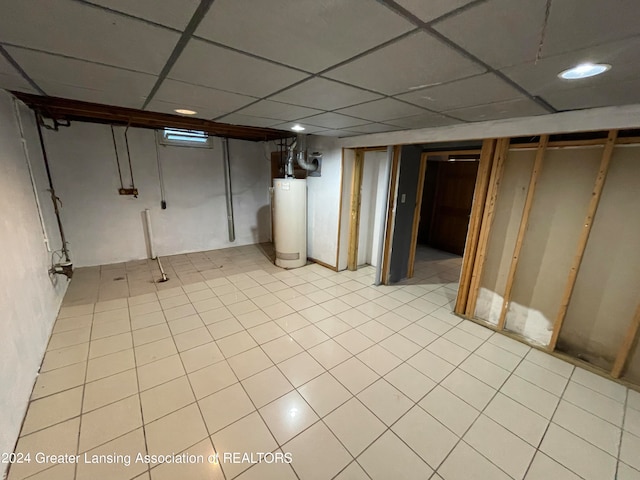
[291,124,305,132]
[174,108,197,115]
[558,63,611,80]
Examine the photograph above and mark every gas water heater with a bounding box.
[272,134,321,269]
[272,178,307,269]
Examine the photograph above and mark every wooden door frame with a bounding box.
[380,146,401,284]
[346,148,365,271]
[407,153,428,278]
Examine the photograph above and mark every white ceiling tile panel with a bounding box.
[396,73,523,112]
[296,112,368,129]
[386,112,460,129]
[443,98,548,122]
[334,98,426,122]
[0,54,36,93]
[153,79,256,117]
[195,0,414,73]
[542,0,640,57]
[538,77,640,111]
[314,129,360,137]
[0,73,36,94]
[168,39,308,98]
[324,31,485,95]
[0,0,179,74]
[433,0,547,70]
[217,113,282,128]
[271,122,328,134]
[236,100,323,121]
[84,0,200,30]
[394,0,475,23]
[501,36,640,98]
[35,81,146,108]
[270,78,382,110]
[348,123,401,134]
[6,46,156,107]
[145,99,228,119]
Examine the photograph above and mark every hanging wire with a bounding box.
[111,125,125,190]
[535,0,553,64]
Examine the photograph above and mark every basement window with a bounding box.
[157,128,212,148]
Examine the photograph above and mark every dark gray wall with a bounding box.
[389,145,422,283]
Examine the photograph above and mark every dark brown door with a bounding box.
[428,161,479,255]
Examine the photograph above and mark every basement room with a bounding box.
[1,1,639,480]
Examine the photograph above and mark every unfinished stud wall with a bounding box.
[358,150,387,267]
[475,149,534,325]
[504,147,603,345]
[557,145,640,370]
[0,92,68,476]
[40,122,271,266]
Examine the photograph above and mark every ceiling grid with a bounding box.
[1,0,639,138]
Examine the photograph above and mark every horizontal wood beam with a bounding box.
[11,91,293,142]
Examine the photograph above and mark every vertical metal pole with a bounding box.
[223,138,236,242]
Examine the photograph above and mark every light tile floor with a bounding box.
[8,246,640,480]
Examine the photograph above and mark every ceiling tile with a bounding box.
[217,113,282,128]
[433,0,546,69]
[270,77,382,110]
[6,46,156,107]
[444,98,548,122]
[0,73,36,94]
[334,98,426,122]
[271,122,328,134]
[324,31,485,95]
[36,81,145,108]
[145,99,224,119]
[348,123,401,134]
[0,54,36,93]
[394,0,475,23]
[315,130,360,137]
[0,0,179,74]
[542,0,640,57]
[84,0,200,30]
[296,112,367,129]
[153,79,256,117]
[195,0,414,73]
[386,112,460,129]
[168,39,308,98]
[541,77,640,111]
[396,73,523,112]
[236,100,323,121]
[501,36,640,98]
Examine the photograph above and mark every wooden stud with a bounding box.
[407,153,428,278]
[465,137,510,317]
[455,139,497,315]
[548,129,618,351]
[381,146,401,284]
[611,304,640,378]
[347,149,364,271]
[424,149,483,157]
[497,135,549,330]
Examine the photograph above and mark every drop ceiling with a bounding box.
[1,0,639,139]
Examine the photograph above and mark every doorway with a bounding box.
[384,145,481,287]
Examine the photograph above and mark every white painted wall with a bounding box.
[40,123,271,266]
[0,91,68,477]
[306,135,343,268]
[358,150,387,267]
[340,103,640,148]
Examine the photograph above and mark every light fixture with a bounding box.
[174,108,197,115]
[291,124,305,132]
[558,63,611,80]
